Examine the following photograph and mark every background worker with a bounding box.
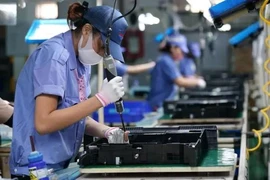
[158,31,201,78]
[0,97,13,128]
[10,3,129,178]
[148,33,206,110]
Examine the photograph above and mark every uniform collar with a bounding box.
[63,30,77,70]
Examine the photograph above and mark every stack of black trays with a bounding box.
[163,73,245,119]
[78,126,217,167]
[164,99,242,119]
[201,71,251,81]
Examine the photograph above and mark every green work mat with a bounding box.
[82,148,235,169]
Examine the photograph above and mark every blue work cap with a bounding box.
[167,33,189,54]
[188,42,201,59]
[84,6,128,62]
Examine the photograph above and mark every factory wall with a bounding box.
[184,32,233,72]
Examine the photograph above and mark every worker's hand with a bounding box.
[197,79,206,89]
[104,127,129,144]
[95,77,125,107]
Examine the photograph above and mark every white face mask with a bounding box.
[78,33,103,65]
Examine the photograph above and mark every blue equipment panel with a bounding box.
[229,22,262,46]
[209,0,247,19]
[25,19,69,44]
[209,0,261,28]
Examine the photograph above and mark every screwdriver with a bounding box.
[103,54,126,132]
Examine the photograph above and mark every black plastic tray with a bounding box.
[163,99,243,118]
[201,71,250,80]
[174,100,241,119]
[179,90,244,100]
[78,126,217,167]
[180,86,243,93]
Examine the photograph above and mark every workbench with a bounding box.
[78,148,237,179]
[133,83,249,180]
[0,139,11,178]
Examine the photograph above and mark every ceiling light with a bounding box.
[18,0,26,9]
[185,5,191,11]
[35,2,58,19]
[138,22,145,31]
[186,0,211,13]
[138,13,160,25]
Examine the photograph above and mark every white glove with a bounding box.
[95,77,125,107]
[197,79,206,88]
[104,127,129,144]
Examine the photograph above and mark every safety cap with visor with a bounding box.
[73,3,128,63]
[167,33,189,54]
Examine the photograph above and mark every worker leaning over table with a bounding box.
[148,33,206,110]
[10,2,129,179]
[159,32,200,78]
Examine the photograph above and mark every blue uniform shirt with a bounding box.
[10,31,91,175]
[147,54,181,109]
[115,61,127,77]
[179,58,196,77]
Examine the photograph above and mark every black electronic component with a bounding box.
[78,126,217,167]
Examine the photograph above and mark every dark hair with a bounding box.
[159,43,171,53]
[67,2,99,35]
[186,49,195,59]
[186,43,201,60]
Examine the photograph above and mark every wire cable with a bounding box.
[247,0,270,154]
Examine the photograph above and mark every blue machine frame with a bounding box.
[229,21,263,46]
[209,0,262,28]
[25,19,69,44]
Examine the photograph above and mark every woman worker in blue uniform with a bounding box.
[10,3,129,178]
[148,33,206,110]
[158,31,200,78]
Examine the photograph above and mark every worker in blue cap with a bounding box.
[10,2,129,178]
[157,29,202,78]
[148,33,206,110]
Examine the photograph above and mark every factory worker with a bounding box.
[148,34,206,110]
[159,32,200,78]
[0,98,13,128]
[10,3,129,178]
